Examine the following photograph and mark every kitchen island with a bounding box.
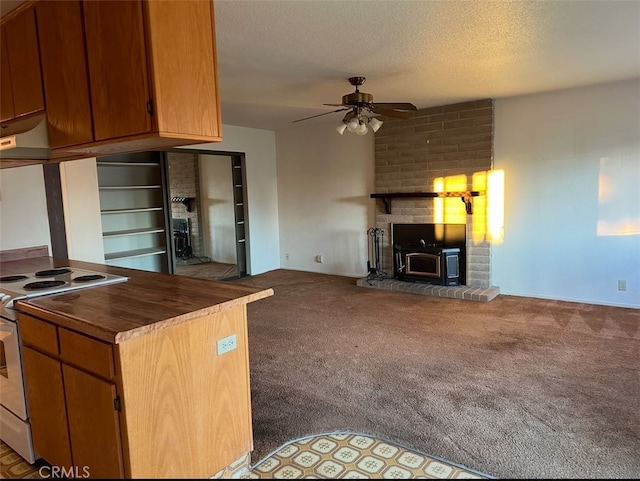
[1,256,274,479]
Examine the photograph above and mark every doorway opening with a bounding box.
[166,150,249,281]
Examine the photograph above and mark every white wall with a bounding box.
[494,78,640,308]
[199,154,236,264]
[185,125,279,275]
[275,123,375,277]
[0,164,51,253]
[60,158,105,263]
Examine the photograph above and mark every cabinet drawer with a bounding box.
[59,328,115,380]
[18,314,59,356]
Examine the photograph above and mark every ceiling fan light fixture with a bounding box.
[291,77,415,134]
[369,117,383,132]
[347,117,360,132]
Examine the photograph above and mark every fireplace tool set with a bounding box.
[366,227,387,283]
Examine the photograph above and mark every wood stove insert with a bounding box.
[391,223,466,286]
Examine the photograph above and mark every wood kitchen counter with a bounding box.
[2,256,273,344]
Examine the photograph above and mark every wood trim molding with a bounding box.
[0,245,49,263]
[0,0,38,25]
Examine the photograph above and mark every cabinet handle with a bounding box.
[114,396,121,412]
[146,99,154,115]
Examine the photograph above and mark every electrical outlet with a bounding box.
[285,253,289,260]
[217,334,237,355]
[617,280,627,291]
[315,255,323,263]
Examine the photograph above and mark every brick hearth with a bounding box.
[356,277,500,302]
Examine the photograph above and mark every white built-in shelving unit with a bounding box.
[232,155,247,277]
[97,152,172,273]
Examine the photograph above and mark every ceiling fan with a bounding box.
[292,76,418,135]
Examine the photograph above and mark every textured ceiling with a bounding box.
[2,1,639,132]
[214,0,640,131]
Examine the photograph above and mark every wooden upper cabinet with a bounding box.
[0,27,14,122]
[34,0,222,157]
[2,6,44,118]
[83,0,152,141]
[35,0,94,148]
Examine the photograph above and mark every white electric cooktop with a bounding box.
[0,266,128,312]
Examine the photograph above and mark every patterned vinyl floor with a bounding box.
[1,432,490,479]
[240,433,489,479]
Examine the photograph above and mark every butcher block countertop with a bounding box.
[1,256,274,344]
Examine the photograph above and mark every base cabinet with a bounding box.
[18,301,253,479]
[19,316,124,478]
[63,365,124,478]
[20,346,72,469]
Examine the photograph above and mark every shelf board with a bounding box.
[97,162,159,167]
[99,185,162,190]
[103,227,165,238]
[371,191,485,214]
[100,207,163,215]
[105,247,167,261]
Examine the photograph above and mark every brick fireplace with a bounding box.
[167,152,204,259]
[358,99,499,301]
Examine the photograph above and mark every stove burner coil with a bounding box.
[0,275,29,282]
[24,280,67,290]
[72,275,106,282]
[35,268,72,277]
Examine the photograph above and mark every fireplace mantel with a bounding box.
[371,191,484,214]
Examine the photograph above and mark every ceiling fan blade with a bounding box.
[322,103,348,107]
[292,108,350,123]
[371,102,417,111]
[371,106,415,119]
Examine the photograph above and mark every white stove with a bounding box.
[0,266,128,315]
[0,266,127,464]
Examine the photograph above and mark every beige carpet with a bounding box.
[231,269,640,479]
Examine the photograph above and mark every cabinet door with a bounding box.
[0,27,14,121]
[36,0,94,148]
[144,0,221,138]
[83,0,151,141]
[3,7,44,118]
[63,364,124,478]
[21,346,73,469]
